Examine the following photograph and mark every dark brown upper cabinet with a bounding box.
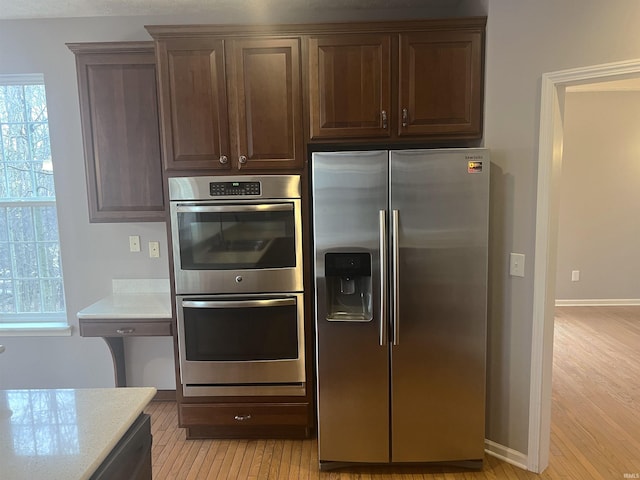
[307,18,486,143]
[68,42,165,223]
[152,37,230,172]
[148,28,304,172]
[226,37,304,171]
[308,34,392,139]
[398,29,483,138]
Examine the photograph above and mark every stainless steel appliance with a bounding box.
[169,175,305,397]
[176,293,306,397]
[312,149,490,469]
[169,175,303,295]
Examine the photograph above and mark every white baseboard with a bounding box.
[484,439,528,470]
[555,298,640,306]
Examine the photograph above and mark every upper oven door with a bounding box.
[170,200,303,294]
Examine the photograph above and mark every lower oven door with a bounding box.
[177,293,305,397]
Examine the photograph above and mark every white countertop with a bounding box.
[77,293,172,319]
[77,279,171,320]
[0,387,156,480]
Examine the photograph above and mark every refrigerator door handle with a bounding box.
[392,209,400,346]
[379,210,388,346]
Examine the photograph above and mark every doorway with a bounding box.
[529,59,640,473]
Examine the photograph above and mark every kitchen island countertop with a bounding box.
[0,387,156,480]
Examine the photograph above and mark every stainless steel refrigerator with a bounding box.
[311,148,490,470]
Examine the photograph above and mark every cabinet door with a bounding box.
[70,43,165,222]
[398,30,484,139]
[155,37,230,171]
[227,38,303,171]
[308,34,391,139]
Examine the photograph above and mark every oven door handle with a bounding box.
[175,203,293,213]
[181,298,296,309]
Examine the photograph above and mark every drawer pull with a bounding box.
[234,414,252,422]
[116,328,135,335]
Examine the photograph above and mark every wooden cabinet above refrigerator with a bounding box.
[307,18,486,143]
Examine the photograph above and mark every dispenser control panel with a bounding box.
[325,252,371,277]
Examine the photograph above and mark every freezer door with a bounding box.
[312,151,390,464]
[389,148,489,463]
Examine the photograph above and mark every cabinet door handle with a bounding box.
[234,414,252,421]
[238,155,247,169]
[219,155,228,165]
[402,108,409,128]
[116,328,135,335]
[381,110,388,129]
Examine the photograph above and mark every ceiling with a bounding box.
[0,0,469,20]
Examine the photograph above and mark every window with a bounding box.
[0,74,67,329]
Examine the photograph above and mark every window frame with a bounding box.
[0,73,69,335]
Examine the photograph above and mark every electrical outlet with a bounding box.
[148,241,160,258]
[509,253,525,277]
[129,235,140,253]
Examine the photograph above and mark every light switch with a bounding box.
[129,235,140,253]
[148,241,160,258]
[571,270,580,281]
[509,253,525,277]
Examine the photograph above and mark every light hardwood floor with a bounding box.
[145,306,640,479]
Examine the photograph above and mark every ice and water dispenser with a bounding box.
[324,252,372,321]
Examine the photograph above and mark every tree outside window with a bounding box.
[0,75,66,323]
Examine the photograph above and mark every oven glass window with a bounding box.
[177,206,296,270]
[183,302,298,361]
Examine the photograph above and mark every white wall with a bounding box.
[484,0,640,456]
[555,91,640,302]
[0,17,173,389]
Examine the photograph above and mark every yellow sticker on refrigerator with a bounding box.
[468,161,483,173]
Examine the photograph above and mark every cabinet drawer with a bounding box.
[180,402,310,428]
[80,320,172,337]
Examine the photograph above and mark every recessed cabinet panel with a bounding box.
[229,38,303,170]
[156,39,230,171]
[307,19,485,143]
[153,34,303,172]
[398,30,483,138]
[308,34,391,139]
[68,43,165,222]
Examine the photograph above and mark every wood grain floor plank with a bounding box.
[247,439,266,480]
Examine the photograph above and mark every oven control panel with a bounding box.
[209,181,261,196]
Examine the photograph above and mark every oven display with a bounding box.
[209,181,261,196]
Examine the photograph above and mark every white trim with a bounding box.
[0,322,72,336]
[530,58,640,474]
[0,73,45,85]
[485,439,528,470]
[555,298,640,307]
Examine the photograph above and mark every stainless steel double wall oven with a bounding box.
[169,175,306,397]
